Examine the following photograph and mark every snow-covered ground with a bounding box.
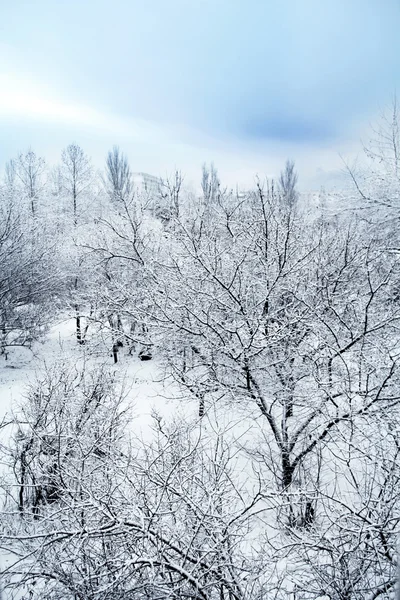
[0,316,265,599]
[0,317,199,598]
[0,316,196,436]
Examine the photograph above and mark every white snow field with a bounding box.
[0,316,197,599]
[0,315,262,599]
[0,316,194,435]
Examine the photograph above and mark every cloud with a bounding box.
[3,0,400,147]
[0,73,175,145]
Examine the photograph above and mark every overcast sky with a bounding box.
[1,0,400,188]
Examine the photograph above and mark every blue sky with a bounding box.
[1,0,400,187]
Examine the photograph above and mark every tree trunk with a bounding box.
[112,343,118,364]
[75,305,83,345]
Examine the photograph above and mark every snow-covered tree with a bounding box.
[1,361,269,600]
[14,149,47,216]
[103,145,133,203]
[151,176,400,523]
[0,192,59,358]
[60,143,93,225]
[278,159,298,208]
